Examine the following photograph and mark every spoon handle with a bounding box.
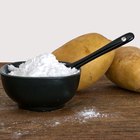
[68,32,134,69]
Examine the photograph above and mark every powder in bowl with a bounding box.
[8,53,79,77]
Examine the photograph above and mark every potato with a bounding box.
[106,46,140,92]
[53,33,115,90]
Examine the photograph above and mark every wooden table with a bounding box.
[0,63,140,140]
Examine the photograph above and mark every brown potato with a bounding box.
[106,46,140,92]
[53,33,115,90]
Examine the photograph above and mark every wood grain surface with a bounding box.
[0,63,140,140]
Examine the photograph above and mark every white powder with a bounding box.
[77,109,101,120]
[12,130,29,139]
[8,53,79,77]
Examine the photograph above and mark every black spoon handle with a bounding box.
[67,32,134,69]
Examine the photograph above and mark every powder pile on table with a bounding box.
[8,53,79,77]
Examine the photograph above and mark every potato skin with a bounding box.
[53,33,115,90]
[106,46,140,92]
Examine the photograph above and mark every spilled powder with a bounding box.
[78,108,101,119]
[12,130,30,139]
[42,107,112,127]
[0,107,116,139]
[72,108,109,123]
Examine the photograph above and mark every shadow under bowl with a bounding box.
[0,61,80,112]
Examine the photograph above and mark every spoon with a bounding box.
[66,32,134,69]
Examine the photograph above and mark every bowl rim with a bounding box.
[0,61,81,79]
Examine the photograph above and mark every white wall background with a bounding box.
[0,0,139,62]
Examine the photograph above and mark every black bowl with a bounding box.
[0,61,80,111]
